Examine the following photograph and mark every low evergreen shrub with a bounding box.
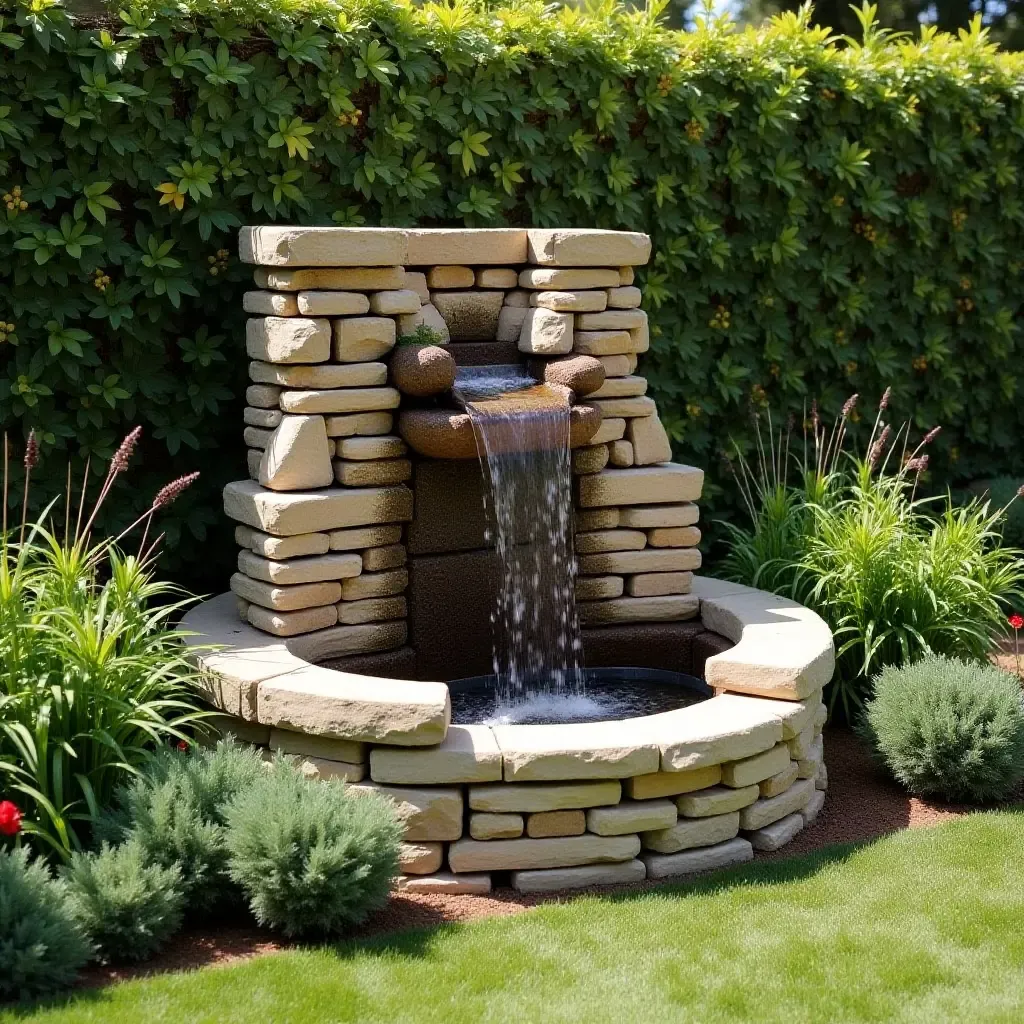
[61,839,184,964]
[225,769,401,937]
[0,847,93,1001]
[864,656,1024,802]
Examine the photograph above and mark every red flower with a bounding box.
[176,740,189,752]
[1010,614,1024,631]
[0,800,22,837]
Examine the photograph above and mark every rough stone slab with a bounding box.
[578,594,699,626]
[578,548,701,575]
[341,568,408,601]
[269,727,365,765]
[589,375,647,399]
[244,290,299,316]
[244,407,283,429]
[369,289,421,315]
[621,504,700,529]
[395,872,491,894]
[745,811,805,851]
[259,415,334,492]
[224,480,412,536]
[329,524,403,551]
[642,837,753,880]
[405,271,430,303]
[816,762,829,791]
[398,303,450,343]
[470,812,524,840]
[802,788,826,825]
[677,784,759,818]
[230,572,341,612]
[325,412,394,438]
[625,572,693,597]
[642,810,739,854]
[406,228,528,265]
[597,354,633,377]
[337,596,407,625]
[493,722,659,782]
[496,305,528,341]
[448,834,640,873]
[247,603,336,637]
[476,267,518,288]
[625,764,722,801]
[348,782,462,840]
[280,387,400,416]
[255,267,406,291]
[787,722,817,759]
[511,859,646,893]
[238,549,361,586]
[257,664,449,746]
[631,320,649,353]
[577,309,647,332]
[250,361,388,389]
[294,755,366,783]
[333,316,398,363]
[607,285,642,309]
[240,226,407,267]
[296,291,370,316]
[721,742,792,788]
[285,620,407,664]
[618,266,635,285]
[428,265,475,289]
[526,809,585,838]
[627,415,674,466]
[519,268,620,290]
[590,418,626,445]
[576,576,624,600]
[587,799,676,836]
[518,307,573,355]
[575,508,621,531]
[236,525,331,560]
[608,440,633,468]
[578,465,704,508]
[797,735,825,779]
[399,841,444,875]
[739,778,815,830]
[433,290,504,341]
[721,690,823,742]
[572,445,610,475]
[246,384,283,409]
[337,436,407,461]
[527,229,651,267]
[591,396,656,419]
[360,544,408,572]
[576,529,646,554]
[246,317,330,364]
[201,712,270,746]
[814,703,828,730]
[573,330,637,356]
[530,290,608,313]
[648,527,701,548]
[468,780,621,813]
[335,458,411,487]
[759,761,799,798]
[370,724,502,785]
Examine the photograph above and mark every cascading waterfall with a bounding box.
[453,365,585,716]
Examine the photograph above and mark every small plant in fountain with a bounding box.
[397,323,446,347]
[720,391,1024,719]
[0,429,206,860]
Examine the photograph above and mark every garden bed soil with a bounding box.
[78,727,990,989]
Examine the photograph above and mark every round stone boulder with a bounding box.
[528,355,606,397]
[390,343,456,398]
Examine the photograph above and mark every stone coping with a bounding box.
[180,578,834,762]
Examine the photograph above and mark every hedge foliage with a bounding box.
[1,0,1023,589]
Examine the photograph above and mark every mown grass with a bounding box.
[6,811,1024,1023]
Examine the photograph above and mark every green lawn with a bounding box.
[8,811,1024,1024]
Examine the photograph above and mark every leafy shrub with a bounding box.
[721,394,1024,718]
[864,656,1024,802]
[0,847,93,1001]
[100,738,268,917]
[0,429,205,859]
[0,4,1023,593]
[61,839,184,964]
[225,768,401,937]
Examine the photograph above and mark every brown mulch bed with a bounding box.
[80,726,993,989]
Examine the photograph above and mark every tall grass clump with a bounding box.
[0,430,206,860]
[720,392,1024,719]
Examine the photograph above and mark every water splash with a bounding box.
[454,365,584,709]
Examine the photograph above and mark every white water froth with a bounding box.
[483,692,621,726]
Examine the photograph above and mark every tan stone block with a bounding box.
[641,810,738,854]
[238,548,362,585]
[598,354,633,377]
[575,576,624,600]
[607,286,642,309]
[250,361,388,389]
[244,407,282,429]
[578,594,699,625]
[235,525,330,560]
[526,229,651,267]
[625,764,722,801]
[760,761,799,798]
[576,529,646,554]
[468,780,621,813]
[337,435,407,460]
[247,603,337,636]
[530,290,608,312]
[406,228,527,265]
[396,872,492,895]
[575,507,620,531]
[246,317,330,364]
[259,414,334,492]
[361,544,407,571]
[573,330,636,356]
[432,291,504,341]
[591,396,656,419]
[333,317,397,363]
[578,465,704,507]
[397,302,450,343]
[230,572,341,612]
[625,572,693,597]
[519,267,623,290]
[335,458,411,487]
[504,289,531,307]
[341,568,408,601]
[589,375,647,399]
[496,305,529,341]
[797,736,825,779]
[296,291,370,316]
[577,548,701,575]
[526,809,585,838]
[814,702,828,730]
[405,271,430,303]
[572,445,609,475]
[244,290,299,316]
[608,439,634,467]
[398,842,443,875]
[347,782,462,840]
[336,596,407,625]
[577,309,646,331]
[803,788,826,823]
[519,307,573,355]
[642,837,753,880]
[476,267,518,288]
[280,387,400,416]
[648,526,701,548]
[738,778,815,830]
[247,450,262,478]
[293,756,366,783]
[620,504,699,529]
[241,227,407,267]
[370,724,501,785]
[246,384,282,409]
[677,784,760,818]
[618,266,635,285]
[255,266,406,292]
[511,860,646,892]
[627,414,673,466]
[427,265,475,289]
[448,834,640,873]
[626,353,639,372]
[243,427,272,450]
[747,812,805,852]
[470,812,524,840]
[589,418,626,445]
[787,722,817,759]
[269,728,365,765]
[325,412,394,437]
[329,524,403,551]
[587,799,675,836]
[632,319,650,354]
[722,742,791,788]
[369,289,421,315]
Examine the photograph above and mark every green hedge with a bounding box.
[1,0,1023,590]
